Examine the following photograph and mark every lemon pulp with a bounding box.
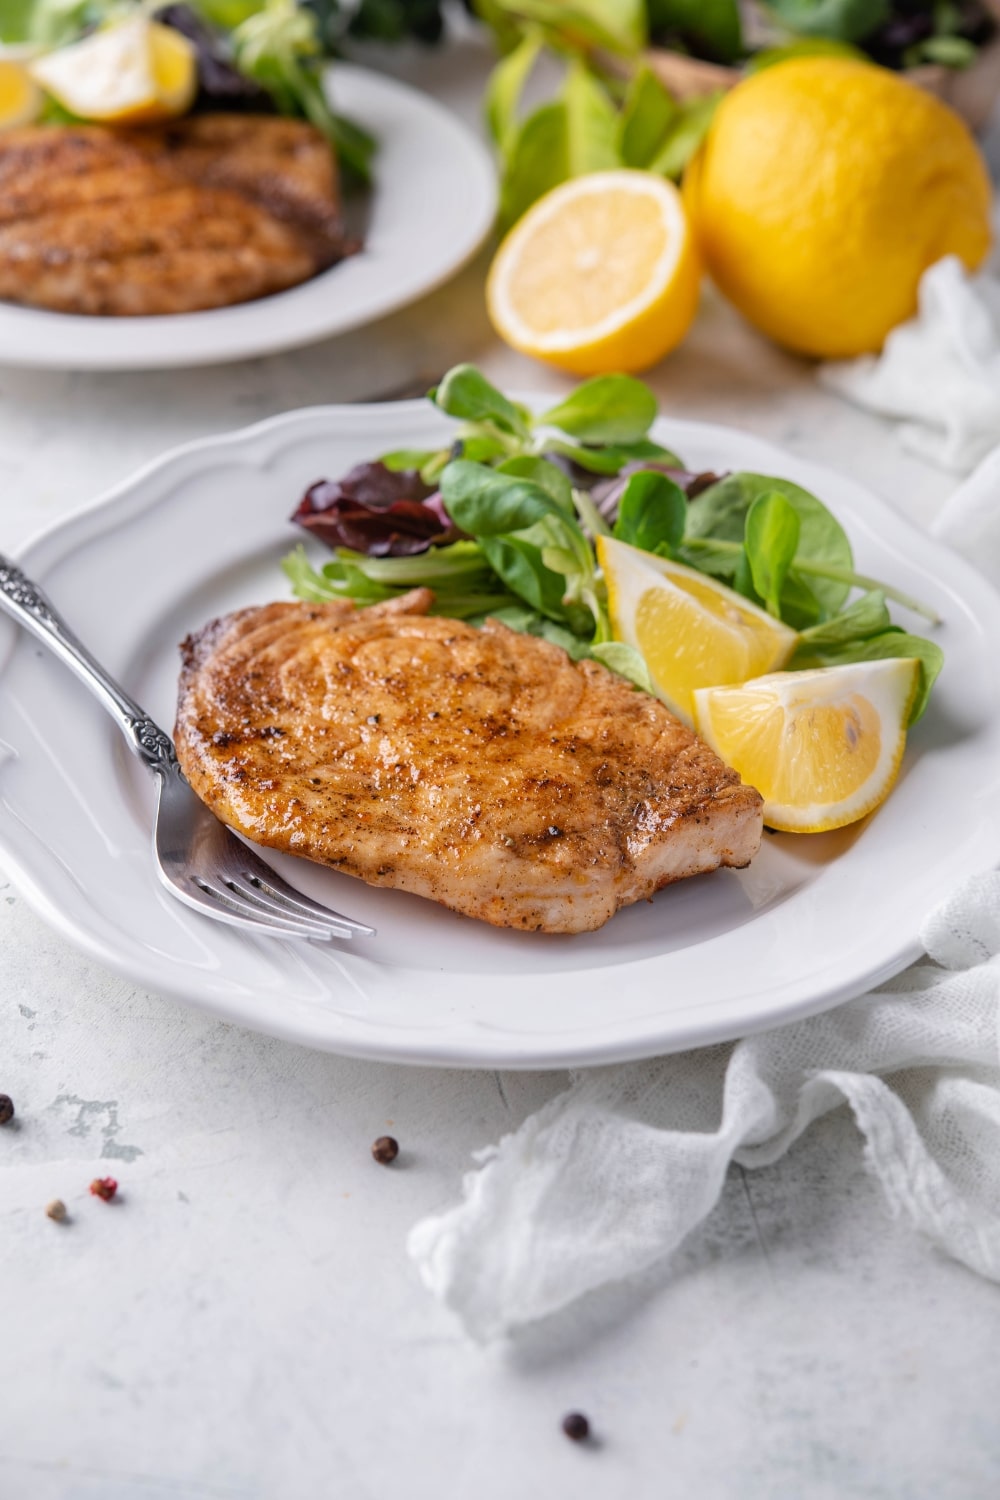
[30,18,197,125]
[694,659,920,832]
[0,60,41,129]
[599,535,796,722]
[487,171,701,375]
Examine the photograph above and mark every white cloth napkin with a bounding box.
[820,255,1000,473]
[407,465,1000,1343]
[409,876,1000,1342]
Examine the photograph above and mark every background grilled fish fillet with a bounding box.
[0,115,353,316]
[175,592,764,934]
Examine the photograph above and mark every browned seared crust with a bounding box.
[0,115,353,316]
[175,594,764,933]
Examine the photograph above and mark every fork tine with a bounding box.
[154,769,367,941]
[238,859,376,937]
[223,873,356,941]
[186,874,334,941]
[163,876,318,940]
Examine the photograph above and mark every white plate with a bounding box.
[0,67,496,371]
[2,403,1000,1068]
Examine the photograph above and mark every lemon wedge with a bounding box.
[693,659,920,832]
[487,170,701,375]
[30,17,197,125]
[598,534,797,723]
[0,59,42,129]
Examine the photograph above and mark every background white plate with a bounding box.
[0,67,496,371]
[2,402,1000,1069]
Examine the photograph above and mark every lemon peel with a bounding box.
[684,58,991,358]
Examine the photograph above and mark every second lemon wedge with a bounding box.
[0,59,42,129]
[598,534,796,723]
[487,171,701,375]
[31,17,197,125]
[693,659,921,832]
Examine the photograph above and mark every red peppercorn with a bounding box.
[0,1094,14,1126]
[89,1176,118,1202]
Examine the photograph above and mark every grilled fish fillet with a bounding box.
[175,592,763,934]
[0,115,352,316]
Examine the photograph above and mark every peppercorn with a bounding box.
[45,1199,67,1222]
[0,1094,14,1125]
[371,1135,399,1165]
[89,1176,118,1202]
[562,1412,590,1443]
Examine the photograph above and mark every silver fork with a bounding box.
[0,555,374,944]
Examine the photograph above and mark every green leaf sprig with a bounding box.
[479,3,721,230]
[231,0,375,180]
[406,363,682,481]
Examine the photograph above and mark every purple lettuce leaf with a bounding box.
[291,462,461,558]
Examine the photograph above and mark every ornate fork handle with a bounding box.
[0,554,179,777]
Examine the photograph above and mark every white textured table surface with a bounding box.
[3,38,1000,1500]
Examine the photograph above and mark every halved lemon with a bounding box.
[0,59,42,129]
[693,659,920,832]
[30,17,197,125]
[486,170,701,375]
[598,534,797,723]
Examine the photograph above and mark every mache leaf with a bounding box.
[542,374,658,445]
[497,455,576,516]
[479,534,574,622]
[796,590,892,649]
[685,472,854,623]
[589,641,654,692]
[613,471,687,555]
[440,460,562,534]
[547,436,682,475]
[380,448,442,472]
[745,491,801,618]
[432,365,530,439]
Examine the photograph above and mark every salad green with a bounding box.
[284,364,943,722]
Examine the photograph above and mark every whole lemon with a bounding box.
[684,59,992,358]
